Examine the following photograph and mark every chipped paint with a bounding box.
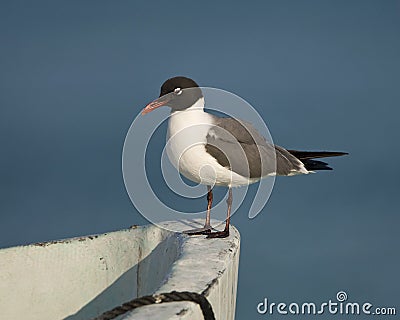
[0,220,240,320]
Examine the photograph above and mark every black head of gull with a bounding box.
[142,76,203,114]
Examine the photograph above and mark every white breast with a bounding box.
[166,99,254,187]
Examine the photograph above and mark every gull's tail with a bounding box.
[287,150,348,171]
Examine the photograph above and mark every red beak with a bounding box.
[141,95,172,115]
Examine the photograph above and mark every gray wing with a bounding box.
[274,145,307,175]
[206,117,305,178]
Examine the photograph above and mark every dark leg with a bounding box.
[204,185,212,228]
[183,186,213,235]
[207,188,232,239]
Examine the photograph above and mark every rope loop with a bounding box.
[92,290,215,320]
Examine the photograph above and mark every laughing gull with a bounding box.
[142,76,347,238]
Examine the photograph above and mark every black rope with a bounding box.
[91,291,215,320]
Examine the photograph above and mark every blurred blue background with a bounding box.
[1,0,399,319]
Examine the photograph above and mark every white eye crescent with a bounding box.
[174,87,183,95]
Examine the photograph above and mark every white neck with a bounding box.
[170,97,205,114]
[167,97,213,139]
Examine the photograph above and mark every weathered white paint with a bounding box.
[124,220,240,320]
[0,220,240,320]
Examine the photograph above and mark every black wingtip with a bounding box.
[287,150,348,171]
[288,150,349,160]
[302,159,334,171]
[333,151,349,156]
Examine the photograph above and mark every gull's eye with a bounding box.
[174,87,183,96]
